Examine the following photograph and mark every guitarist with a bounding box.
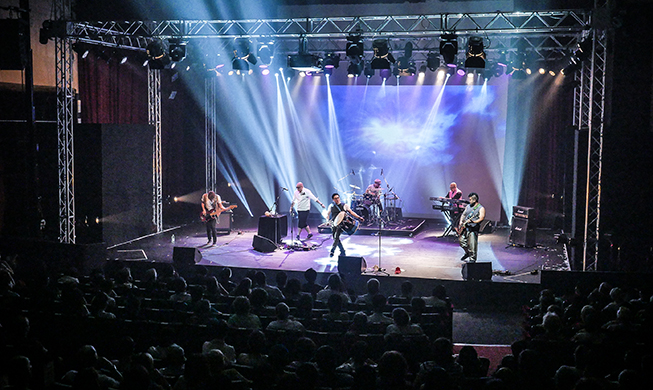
[201,191,225,245]
[327,193,364,258]
[458,192,485,262]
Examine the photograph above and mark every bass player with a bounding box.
[458,192,485,262]
[201,191,225,245]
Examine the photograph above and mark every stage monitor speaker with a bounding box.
[257,215,288,243]
[252,234,277,253]
[338,256,367,278]
[173,247,202,267]
[509,217,536,247]
[462,262,492,281]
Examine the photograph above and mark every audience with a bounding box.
[2,254,651,390]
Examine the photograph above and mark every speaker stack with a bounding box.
[509,206,536,247]
[461,262,492,281]
[173,247,202,267]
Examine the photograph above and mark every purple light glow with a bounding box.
[457,69,466,76]
[262,69,270,75]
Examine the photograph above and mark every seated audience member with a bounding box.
[314,345,354,389]
[386,307,423,335]
[301,268,323,299]
[249,287,274,317]
[414,337,463,389]
[59,285,90,317]
[316,273,351,303]
[5,355,32,390]
[207,349,252,389]
[132,352,171,390]
[236,330,269,367]
[422,284,450,310]
[202,319,236,363]
[189,298,220,325]
[377,350,412,390]
[217,267,237,293]
[389,281,414,303]
[89,291,116,319]
[61,345,122,389]
[227,296,261,330]
[336,340,377,376]
[230,277,252,298]
[346,311,369,337]
[355,278,381,307]
[253,271,285,303]
[367,294,393,325]
[286,337,317,372]
[275,271,289,294]
[159,344,186,380]
[169,277,192,304]
[204,275,228,302]
[266,302,306,333]
[284,278,307,305]
[323,293,350,322]
[455,345,488,378]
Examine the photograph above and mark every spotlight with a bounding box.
[418,64,427,75]
[347,61,364,77]
[456,67,466,76]
[538,68,546,75]
[426,52,440,71]
[257,41,274,66]
[464,36,486,69]
[379,68,392,80]
[146,39,170,69]
[346,34,364,60]
[323,53,340,69]
[233,38,257,66]
[549,70,556,76]
[168,39,187,62]
[439,34,458,66]
[371,39,395,69]
[364,63,375,78]
[575,38,592,61]
[506,52,527,78]
[491,63,505,78]
[262,68,270,75]
[120,56,128,64]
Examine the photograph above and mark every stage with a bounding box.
[109,217,570,285]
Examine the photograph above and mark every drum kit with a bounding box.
[343,184,402,227]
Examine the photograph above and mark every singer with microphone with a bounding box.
[290,182,325,241]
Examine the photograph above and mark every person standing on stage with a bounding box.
[201,191,225,245]
[290,182,325,241]
[328,193,364,257]
[458,192,485,262]
[446,182,463,200]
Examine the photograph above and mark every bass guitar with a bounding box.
[455,215,476,236]
[200,205,237,222]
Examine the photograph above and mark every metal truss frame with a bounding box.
[56,7,608,269]
[571,1,611,271]
[148,69,163,233]
[55,0,75,243]
[205,77,218,193]
[67,10,589,63]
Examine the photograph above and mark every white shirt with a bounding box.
[292,188,318,211]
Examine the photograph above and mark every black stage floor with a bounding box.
[109,218,569,285]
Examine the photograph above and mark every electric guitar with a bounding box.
[200,205,237,222]
[455,215,477,236]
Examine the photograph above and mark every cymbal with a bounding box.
[350,184,360,189]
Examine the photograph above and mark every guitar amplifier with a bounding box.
[509,217,536,247]
[512,206,534,220]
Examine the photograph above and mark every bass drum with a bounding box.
[355,205,370,222]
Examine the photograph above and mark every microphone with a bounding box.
[351,169,355,176]
[281,187,289,191]
[381,169,384,175]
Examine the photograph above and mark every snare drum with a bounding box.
[363,193,377,206]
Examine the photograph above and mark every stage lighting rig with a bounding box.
[231,38,257,73]
[439,34,458,66]
[426,52,440,72]
[364,63,375,78]
[168,39,186,62]
[347,61,364,77]
[323,53,340,69]
[288,36,322,72]
[257,41,274,67]
[146,39,170,69]
[507,52,528,79]
[464,36,486,69]
[395,42,416,76]
[346,34,364,62]
[371,39,395,69]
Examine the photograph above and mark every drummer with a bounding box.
[327,193,365,258]
[365,179,383,209]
